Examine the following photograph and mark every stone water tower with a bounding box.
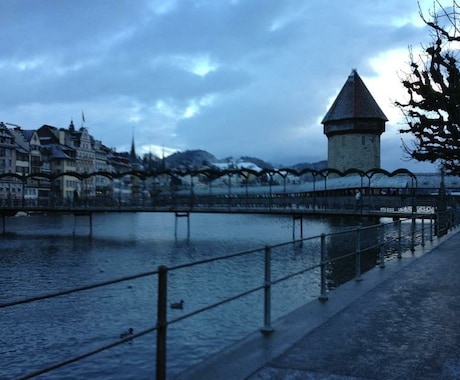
[322,69,387,172]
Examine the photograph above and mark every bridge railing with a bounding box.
[2,212,457,380]
[163,193,438,213]
[0,191,452,215]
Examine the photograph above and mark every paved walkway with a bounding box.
[176,230,460,380]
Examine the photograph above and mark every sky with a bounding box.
[0,0,453,173]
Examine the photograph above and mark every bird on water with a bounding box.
[170,300,184,309]
[120,328,134,339]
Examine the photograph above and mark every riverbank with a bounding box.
[177,228,460,379]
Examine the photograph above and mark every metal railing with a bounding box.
[0,192,448,214]
[1,211,457,379]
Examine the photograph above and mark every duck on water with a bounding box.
[120,328,134,339]
[170,300,184,309]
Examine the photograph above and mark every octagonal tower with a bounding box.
[322,69,387,172]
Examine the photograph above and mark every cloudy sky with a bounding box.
[0,0,451,172]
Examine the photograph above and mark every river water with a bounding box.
[0,212,411,379]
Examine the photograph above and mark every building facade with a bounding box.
[0,122,19,200]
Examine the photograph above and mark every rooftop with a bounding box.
[322,69,388,124]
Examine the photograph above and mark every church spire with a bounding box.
[129,127,142,170]
[130,128,136,160]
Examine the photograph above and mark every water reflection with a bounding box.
[326,217,379,288]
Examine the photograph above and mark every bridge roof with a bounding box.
[185,173,460,197]
[283,174,413,193]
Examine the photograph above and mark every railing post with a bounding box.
[436,211,440,238]
[261,246,273,334]
[379,223,385,268]
[355,225,362,281]
[397,219,402,259]
[300,217,303,240]
[410,216,416,252]
[430,216,433,242]
[421,217,425,246]
[156,265,168,380]
[174,215,178,239]
[292,217,295,241]
[187,213,190,241]
[319,233,328,301]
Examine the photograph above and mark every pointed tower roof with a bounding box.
[322,69,388,124]
[129,128,143,169]
[130,134,136,161]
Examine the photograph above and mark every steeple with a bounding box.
[130,132,136,161]
[129,129,143,171]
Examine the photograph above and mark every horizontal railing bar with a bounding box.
[361,242,382,252]
[327,250,357,264]
[271,235,318,249]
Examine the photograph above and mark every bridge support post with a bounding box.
[2,214,5,234]
[175,212,190,240]
[73,212,93,237]
[292,214,303,241]
[410,217,416,252]
[397,219,402,259]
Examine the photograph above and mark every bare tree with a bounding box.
[396,1,460,175]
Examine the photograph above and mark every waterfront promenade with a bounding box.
[177,229,460,380]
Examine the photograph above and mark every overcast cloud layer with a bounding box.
[0,0,450,172]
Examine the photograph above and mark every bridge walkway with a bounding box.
[176,230,460,380]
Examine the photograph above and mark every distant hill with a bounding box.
[289,160,328,181]
[290,160,328,172]
[165,149,219,169]
[163,149,326,175]
[240,156,274,170]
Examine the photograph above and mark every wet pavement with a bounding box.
[176,230,460,380]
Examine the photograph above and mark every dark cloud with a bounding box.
[0,0,444,172]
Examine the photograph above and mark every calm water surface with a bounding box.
[1,212,340,379]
